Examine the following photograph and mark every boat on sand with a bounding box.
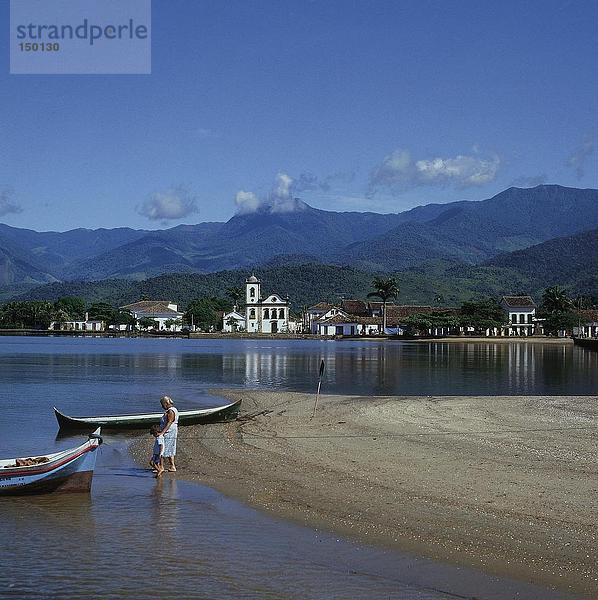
[54,399,241,431]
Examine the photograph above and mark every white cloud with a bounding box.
[137,186,198,221]
[368,149,500,195]
[235,190,261,214]
[0,188,22,217]
[273,172,292,199]
[566,136,594,179]
[234,172,308,215]
[269,172,302,213]
[415,155,499,185]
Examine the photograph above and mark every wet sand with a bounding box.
[131,391,598,597]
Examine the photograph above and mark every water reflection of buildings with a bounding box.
[241,351,292,386]
[31,340,598,398]
[506,341,536,392]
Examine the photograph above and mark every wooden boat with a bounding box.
[54,399,242,431]
[0,429,102,495]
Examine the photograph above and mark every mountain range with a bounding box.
[4,184,598,304]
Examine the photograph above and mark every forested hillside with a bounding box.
[485,228,598,292]
[23,261,536,309]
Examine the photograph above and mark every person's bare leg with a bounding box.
[168,456,176,472]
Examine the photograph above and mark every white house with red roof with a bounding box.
[499,295,538,336]
[120,300,184,331]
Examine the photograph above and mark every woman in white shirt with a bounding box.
[158,395,179,472]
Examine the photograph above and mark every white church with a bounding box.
[222,274,291,334]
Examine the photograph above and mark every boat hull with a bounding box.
[0,432,101,496]
[54,400,241,431]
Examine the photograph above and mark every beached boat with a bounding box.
[0,429,102,495]
[54,399,242,431]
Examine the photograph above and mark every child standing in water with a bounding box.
[150,424,164,478]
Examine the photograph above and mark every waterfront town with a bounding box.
[2,273,597,339]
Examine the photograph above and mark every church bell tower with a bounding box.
[245,274,261,333]
[245,274,261,304]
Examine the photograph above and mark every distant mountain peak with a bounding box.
[5,185,598,292]
[238,197,311,216]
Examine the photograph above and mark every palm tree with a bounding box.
[367,277,400,333]
[226,286,244,311]
[541,286,572,313]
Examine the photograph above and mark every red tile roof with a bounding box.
[385,305,458,318]
[120,301,182,315]
[319,314,381,325]
[308,302,335,312]
[341,299,368,316]
[501,295,536,308]
[578,309,598,323]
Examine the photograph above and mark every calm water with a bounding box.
[0,336,589,599]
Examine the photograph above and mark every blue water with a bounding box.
[0,336,586,599]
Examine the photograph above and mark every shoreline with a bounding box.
[408,336,574,344]
[0,329,576,344]
[135,390,597,598]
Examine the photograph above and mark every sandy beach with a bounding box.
[131,391,598,597]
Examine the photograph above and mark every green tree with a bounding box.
[110,310,137,330]
[542,311,579,336]
[0,302,25,328]
[541,286,572,313]
[164,318,182,331]
[185,297,229,331]
[539,286,577,335]
[88,302,116,323]
[402,311,459,336]
[0,301,55,329]
[367,277,400,332]
[138,317,158,330]
[226,286,244,310]
[226,315,240,332]
[54,297,86,320]
[29,301,55,329]
[428,312,460,330]
[459,299,507,334]
[402,314,433,335]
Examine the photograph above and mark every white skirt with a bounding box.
[163,426,178,457]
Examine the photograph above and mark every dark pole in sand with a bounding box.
[311,359,325,419]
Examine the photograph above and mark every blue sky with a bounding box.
[1,0,597,231]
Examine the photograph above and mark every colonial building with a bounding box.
[49,314,105,332]
[314,310,381,336]
[120,300,184,331]
[244,275,290,333]
[221,310,246,333]
[309,300,458,337]
[573,309,598,337]
[499,296,537,336]
[305,302,335,334]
